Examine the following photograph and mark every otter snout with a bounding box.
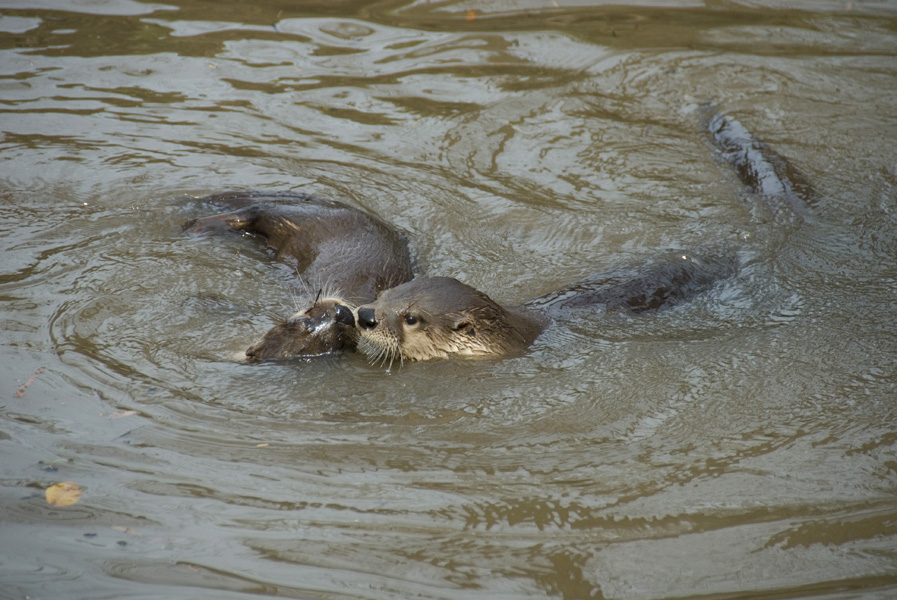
[357,307,378,330]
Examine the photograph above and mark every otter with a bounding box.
[184,191,413,359]
[335,254,735,366]
[334,110,813,365]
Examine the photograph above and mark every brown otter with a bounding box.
[335,110,813,365]
[336,254,734,365]
[184,191,413,359]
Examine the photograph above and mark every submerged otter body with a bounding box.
[336,110,813,365]
[185,191,413,359]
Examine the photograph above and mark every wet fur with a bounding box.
[244,295,350,360]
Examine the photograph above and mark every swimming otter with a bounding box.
[336,254,735,365]
[335,110,812,365]
[184,191,413,359]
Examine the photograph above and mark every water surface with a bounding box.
[2,1,897,598]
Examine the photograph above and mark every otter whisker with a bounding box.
[379,341,397,370]
[359,335,402,370]
[287,287,301,313]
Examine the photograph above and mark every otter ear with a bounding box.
[452,319,476,337]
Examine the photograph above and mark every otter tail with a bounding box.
[705,108,816,216]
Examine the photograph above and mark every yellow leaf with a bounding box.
[107,410,139,419]
[45,481,82,507]
[111,525,140,535]
[15,366,44,398]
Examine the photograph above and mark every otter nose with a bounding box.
[333,304,355,327]
[357,307,377,330]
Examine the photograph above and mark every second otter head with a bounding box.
[335,276,542,366]
[245,297,356,361]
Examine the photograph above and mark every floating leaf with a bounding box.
[111,525,140,535]
[107,410,139,419]
[16,366,45,398]
[45,481,82,507]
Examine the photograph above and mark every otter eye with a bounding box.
[404,314,419,326]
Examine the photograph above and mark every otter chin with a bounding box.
[335,277,545,366]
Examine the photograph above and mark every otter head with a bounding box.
[335,276,536,366]
[245,297,357,361]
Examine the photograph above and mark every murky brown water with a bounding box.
[2,1,897,598]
